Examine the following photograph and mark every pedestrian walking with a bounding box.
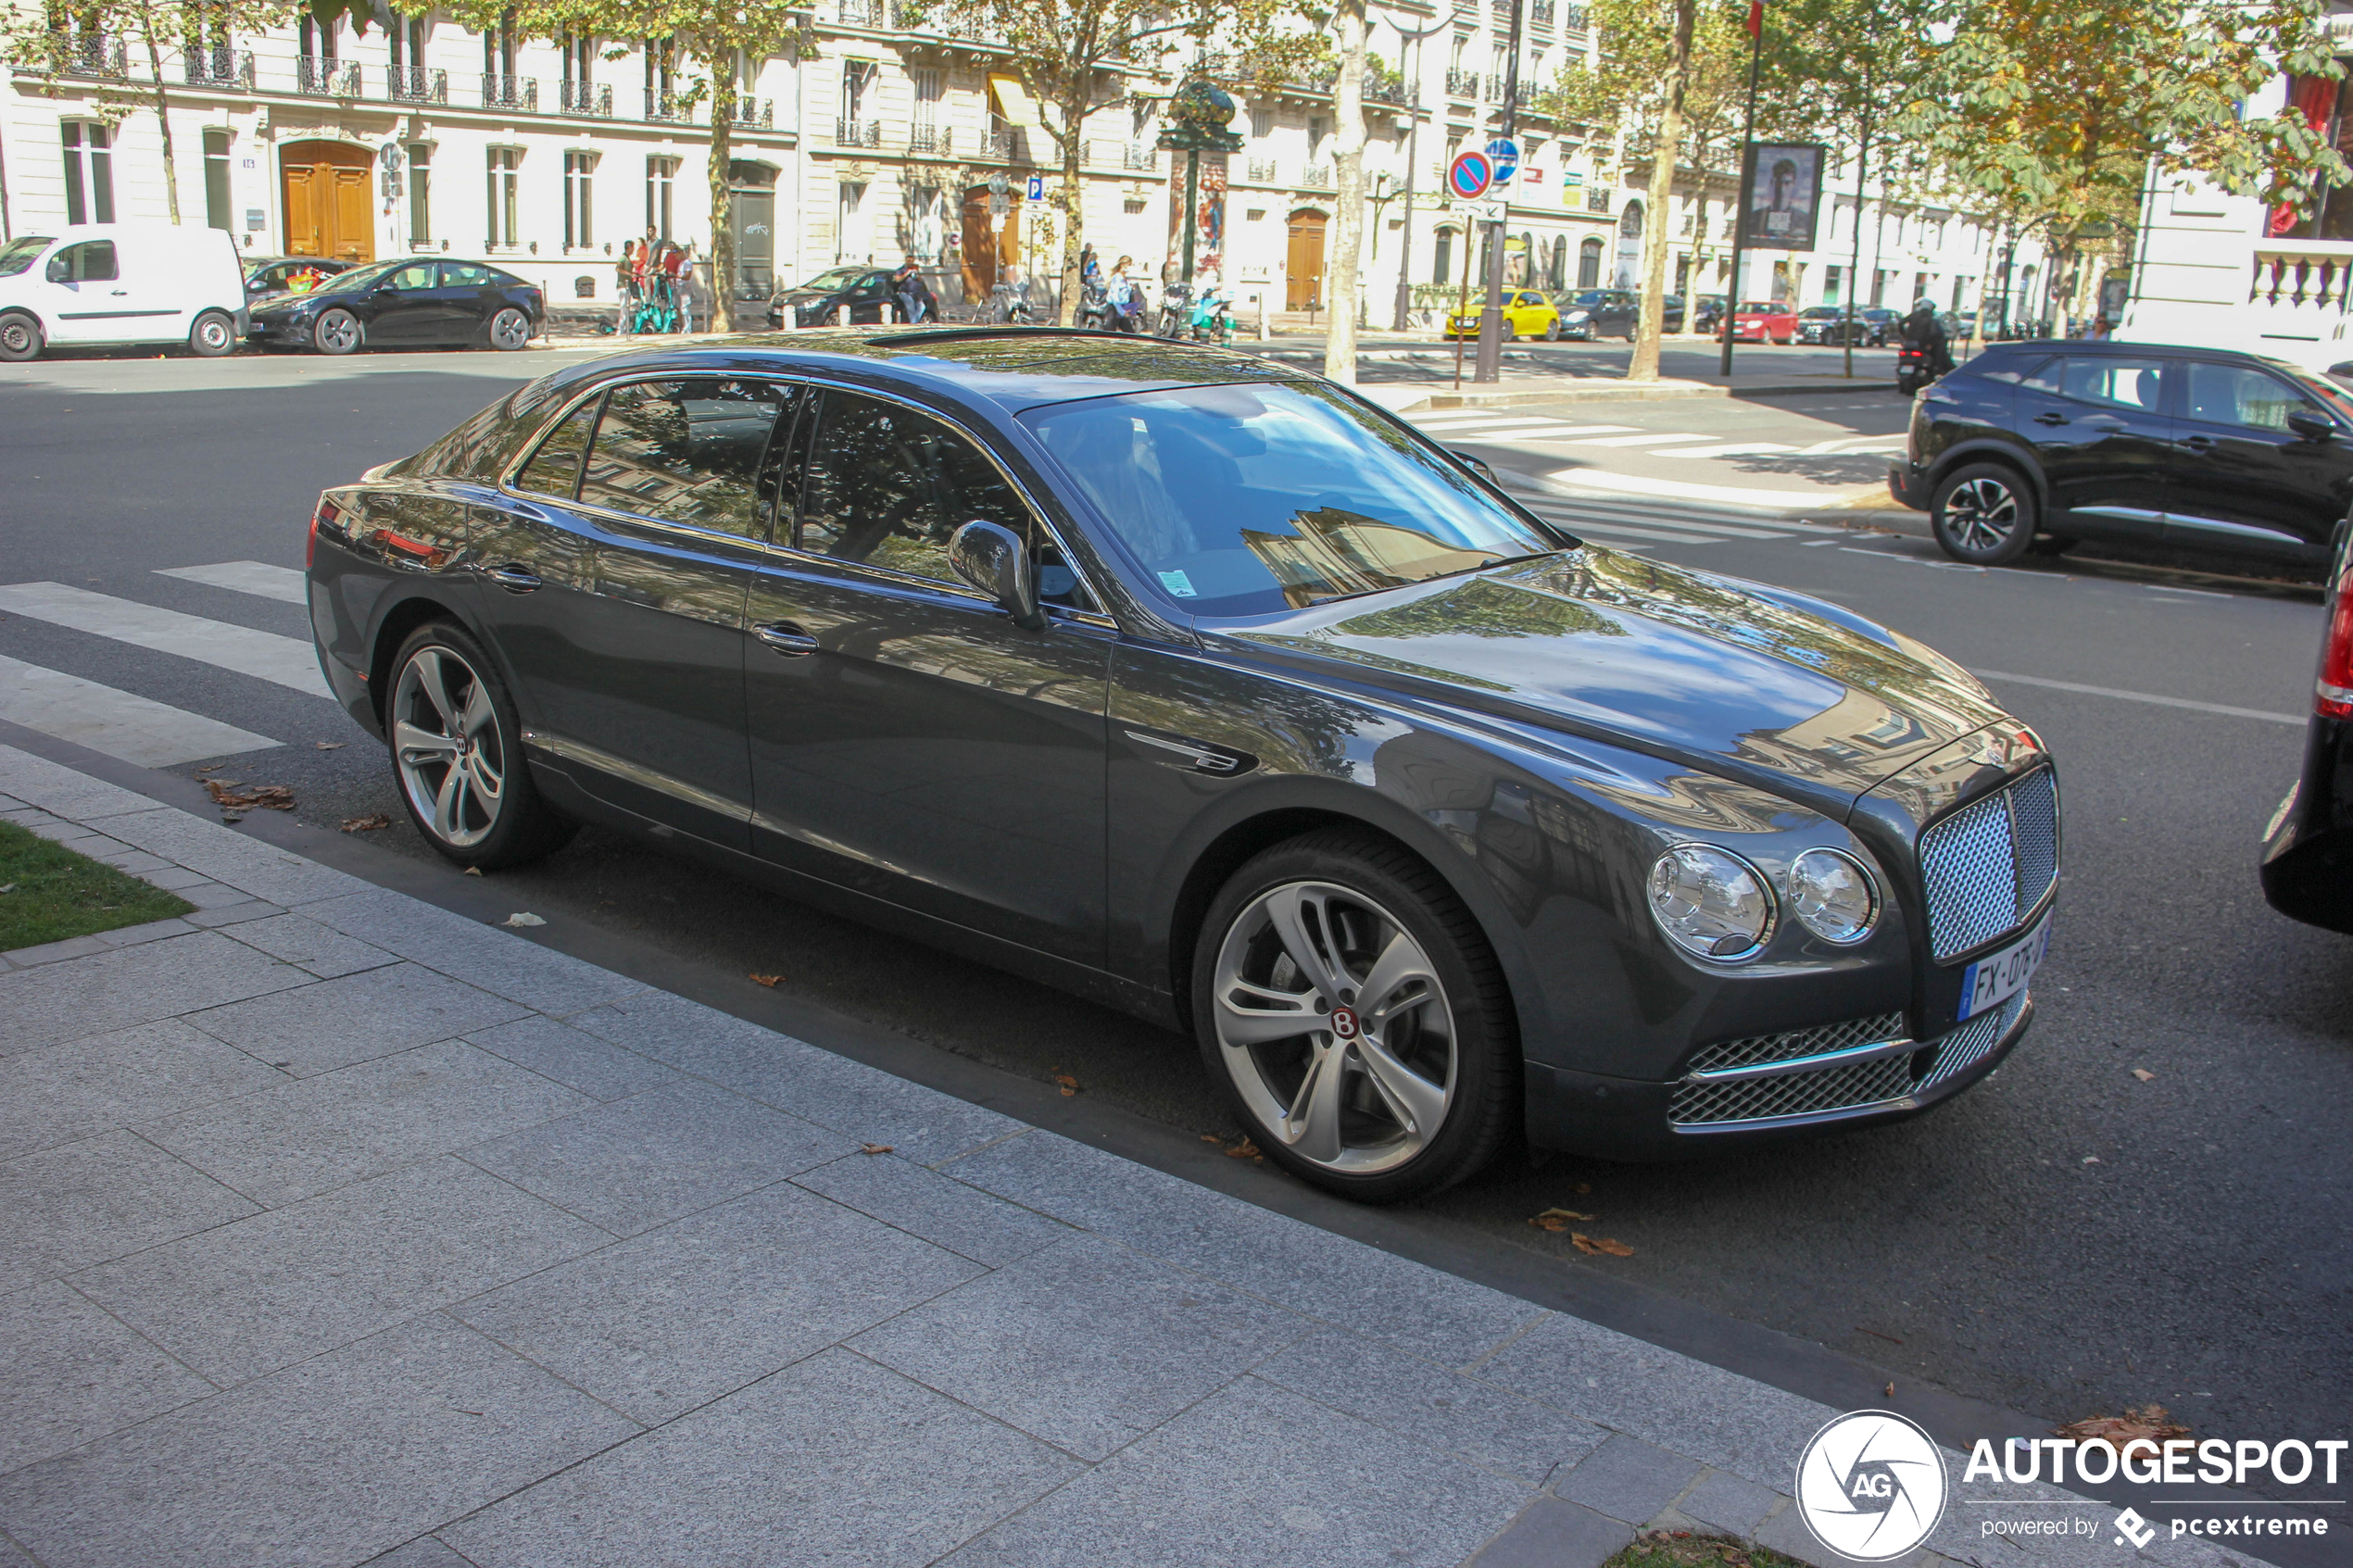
[613,240,639,334]
[890,256,936,324]
[1107,255,1142,333]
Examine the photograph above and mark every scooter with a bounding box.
[1895,342,1944,395]
[1155,282,1193,339]
[1188,285,1234,345]
[1076,280,1114,332]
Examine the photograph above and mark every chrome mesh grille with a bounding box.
[1919,768,2060,960]
[1670,992,2030,1127]
[1683,1013,1906,1075]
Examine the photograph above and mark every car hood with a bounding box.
[1214,550,2007,818]
[249,294,325,318]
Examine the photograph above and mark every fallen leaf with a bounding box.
[1199,1134,1223,1143]
[315,740,345,750]
[748,973,783,986]
[500,912,546,928]
[2057,1404,2190,1454]
[1884,1381,1896,1398]
[2131,1068,2156,1083]
[340,813,392,833]
[1570,1233,1634,1257]
[860,1143,893,1155]
[1053,1073,1079,1097]
[220,812,244,823]
[463,866,484,876]
[1225,1136,1261,1160]
[1529,1208,1595,1233]
[204,779,292,810]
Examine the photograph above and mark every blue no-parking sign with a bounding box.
[1486,137,1519,185]
[1447,150,1493,200]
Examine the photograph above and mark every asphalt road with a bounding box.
[3,346,2346,1468]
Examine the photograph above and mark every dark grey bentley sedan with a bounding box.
[306,329,2059,1200]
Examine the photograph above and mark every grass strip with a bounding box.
[0,818,194,952]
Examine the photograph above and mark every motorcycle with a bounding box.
[1188,285,1235,345]
[1895,341,1944,395]
[1076,280,1114,332]
[1155,282,1193,339]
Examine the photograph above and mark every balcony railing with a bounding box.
[1531,0,1555,25]
[1364,73,1409,107]
[837,0,885,24]
[910,122,950,155]
[482,73,536,110]
[982,125,1030,161]
[388,64,446,103]
[837,117,881,146]
[1444,68,1478,98]
[559,79,610,116]
[646,91,689,122]
[1245,157,1277,182]
[185,46,253,88]
[1486,77,1537,107]
[59,31,127,78]
[1300,164,1333,190]
[298,56,360,95]
[1123,143,1156,171]
[1491,0,1514,19]
[1559,4,1590,29]
[1586,185,1612,213]
[732,96,772,127]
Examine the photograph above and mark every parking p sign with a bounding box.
[1026,173,1045,202]
[1447,150,1493,201]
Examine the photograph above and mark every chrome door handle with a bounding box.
[2032,411,2066,426]
[2178,434,2214,450]
[753,621,821,656]
[484,563,541,593]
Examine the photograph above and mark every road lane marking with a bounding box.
[1972,669,2302,726]
[155,561,308,605]
[1558,522,1718,546]
[1448,424,1648,442]
[0,582,332,698]
[1564,432,1712,447]
[0,653,279,765]
[1544,467,1881,509]
[1407,412,1571,427]
[1642,442,1799,459]
[1523,507,1790,540]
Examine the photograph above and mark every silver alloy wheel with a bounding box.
[392,646,505,849]
[1943,476,2020,553]
[316,310,359,353]
[1210,880,1455,1175]
[489,307,531,349]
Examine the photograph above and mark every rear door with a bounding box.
[2165,359,2353,557]
[2015,353,2174,540]
[425,261,501,343]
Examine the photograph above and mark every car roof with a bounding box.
[1973,337,2305,371]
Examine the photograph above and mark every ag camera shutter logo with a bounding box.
[1794,1411,1949,1561]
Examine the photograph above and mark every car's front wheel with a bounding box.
[1931,462,2038,565]
[1192,829,1517,1202]
[314,308,361,355]
[385,622,576,870]
[0,311,40,362]
[1543,319,1561,342]
[488,307,532,350]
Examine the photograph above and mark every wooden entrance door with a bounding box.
[1285,210,1327,311]
[282,141,375,263]
[959,185,1020,303]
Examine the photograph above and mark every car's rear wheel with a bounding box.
[314,308,360,355]
[188,309,234,358]
[1192,829,1517,1202]
[0,311,40,362]
[386,622,576,870]
[1931,462,2037,565]
[488,307,532,350]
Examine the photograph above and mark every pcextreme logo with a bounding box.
[1794,1411,1950,1562]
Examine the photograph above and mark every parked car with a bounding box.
[1443,289,1563,341]
[2261,527,2353,933]
[308,329,2057,1200]
[245,254,357,303]
[1796,305,1888,345]
[769,266,900,329]
[1890,339,2353,566]
[0,222,245,361]
[1557,288,1638,341]
[1659,294,1689,332]
[1692,295,1730,335]
[1728,299,1798,345]
[245,258,541,354]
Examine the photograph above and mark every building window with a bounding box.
[564,150,596,248]
[389,16,425,77]
[646,155,677,239]
[487,146,520,247]
[560,29,593,85]
[409,143,433,244]
[483,7,515,79]
[299,15,336,62]
[837,179,867,263]
[1432,226,1453,284]
[61,123,113,225]
[912,66,942,140]
[1870,268,1888,307]
[644,35,675,115]
[1578,235,1602,289]
[203,129,233,231]
[1823,264,1842,304]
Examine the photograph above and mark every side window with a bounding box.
[513,394,601,499]
[2184,363,2311,433]
[2055,357,2166,413]
[48,240,117,282]
[387,262,436,291]
[798,391,1031,584]
[579,377,796,538]
[440,262,495,287]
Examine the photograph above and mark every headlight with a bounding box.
[1787,848,1879,945]
[1647,845,1774,960]
[1566,310,1590,322]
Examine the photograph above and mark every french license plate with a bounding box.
[1957,913,2052,1022]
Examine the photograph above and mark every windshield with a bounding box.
[313,261,401,295]
[2288,365,2353,423]
[0,237,55,277]
[1023,383,1561,618]
[797,267,866,293]
[1737,301,1780,313]
[1569,291,1608,307]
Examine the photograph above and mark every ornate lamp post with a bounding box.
[1158,78,1244,288]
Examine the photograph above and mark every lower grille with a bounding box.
[1683,1013,1906,1076]
[1669,993,2029,1128]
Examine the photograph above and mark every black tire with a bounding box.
[1930,461,2038,565]
[0,311,40,362]
[487,307,532,351]
[384,621,577,871]
[1190,828,1518,1203]
[314,307,361,355]
[188,309,234,358]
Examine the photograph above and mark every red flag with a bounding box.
[1746,0,1763,36]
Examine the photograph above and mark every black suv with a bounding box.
[1889,340,2353,566]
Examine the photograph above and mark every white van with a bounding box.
[0,222,247,362]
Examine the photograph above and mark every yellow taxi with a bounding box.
[1442,289,1563,342]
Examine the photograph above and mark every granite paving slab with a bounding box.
[182,962,534,1078]
[88,807,371,908]
[299,889,647,1016]
[220,912,401,980]
[0,933,308,1058]
[792,1150,1073,1269]
[0,1129,260,1298]
[0,1279,216,1476]
[459,1013,682,1103]
[0,1019,289,1163]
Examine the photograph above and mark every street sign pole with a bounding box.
[1719,0,1766,375]
[1473,0,1524,383]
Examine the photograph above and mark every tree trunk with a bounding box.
[1323,0,1366,384]
[137,4,180,224]
[707,48,738,332]
[1627,0,1692,381]
[1055,100,1085,327]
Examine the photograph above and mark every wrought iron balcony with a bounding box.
[185,46,254,88]
[982,126,1028,161]
[646,91,689,122]
[1245,157,1277,182]
[1531,0,1555,26]
[1300,164,1333,190]
[482,73,536,110]
[1586,185,1612,213]
[388,64,446,102]
[1485,76,1537,107]
[59,31,127,79]
[1124,143,1156,171]
[1364,72,1409,107]
[890,4,1001,44]
[299,56,361,95]
[910,122,951,155]
[837,117,882,147]
[559,79,610,117]
[1444,67,1478,98]
[1559,4,1590,30]
[836,0,885,25]
[733,96,772,127]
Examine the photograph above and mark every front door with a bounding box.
[358,259,442,344]
[2166,358,2353,556]
[38,237,151,344]
[730,173,776,301]
[1286,210,1327,311]
[743,386,1111,963]
[2017,352,2174,540]
[281,141,375,263]
[959,185,997,301]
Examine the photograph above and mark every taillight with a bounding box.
[309,497,340,570]
[2320,563,2353,719]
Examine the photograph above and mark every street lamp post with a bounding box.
[1472,0,1524,383]
[1158,79,1244,290]
[1387,8,1456,333]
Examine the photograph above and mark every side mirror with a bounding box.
[44,256,68,283]
[1452,449,1499,485]
[948,520,1044,631]
[2287,408,2334,443]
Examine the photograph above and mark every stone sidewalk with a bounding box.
[0,743,2240,1568]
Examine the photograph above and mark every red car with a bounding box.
[1729,299,1796,345]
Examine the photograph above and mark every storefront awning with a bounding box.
[989,73,1044,130]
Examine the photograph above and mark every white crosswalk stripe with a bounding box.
[1641,442,1798,459]
[1561,431,1712,447]
[0,652,277,766]
[155,560,309,605]
[0,581,331,698]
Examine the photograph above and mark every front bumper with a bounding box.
[245,313,311,345]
